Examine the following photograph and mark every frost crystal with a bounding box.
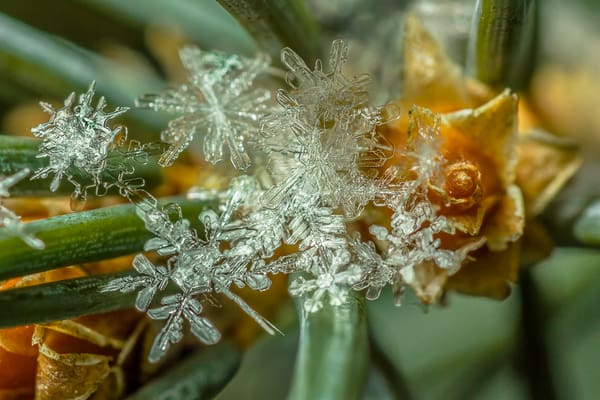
[289,248,362,313]
[0,169,44,249]
[137,47,271,169]
[31,82,156,206]
[278,39,371,123]
[103,40,483,362]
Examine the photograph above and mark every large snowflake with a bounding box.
[137,47,271,169]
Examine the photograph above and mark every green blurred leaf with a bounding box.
[466,0,537,90]
[78,0,256,55]
[574,200,600,245]
[127,343,241,400]
[367,289,518,398]
[0,198,212,280]
[0,270,137,326]
[0,12,164,128]
[217,0,321,64]
[289,293,368,400]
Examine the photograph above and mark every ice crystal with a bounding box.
[289,247,362,313]
[103,40,482,362]
[0,169,44,249]
[31,82,127,197]
[137,47,271,169]
[101,254,169,311]
[103,177,284,361]
[365,112,484,303]
[278,39,371,123]
[31,82,157,206]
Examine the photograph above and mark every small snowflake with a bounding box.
[31,82,129,200]
[0,169,44,249]
[289,248,362,313]
[137,47,271,169]
[104,180,285,361]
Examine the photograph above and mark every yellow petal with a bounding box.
[409,261,449,305]
[402,14,471,111]
[33,327,112,400]
[446,241,521,300]
[443,90,520,188]
[482,184,525,251]
[35,348,111,400]
[516,130,582,216]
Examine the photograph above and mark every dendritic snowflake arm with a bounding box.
[147,293,221,363]
[100,254,170,311]
[137,47,271,169]
[0,169,44,249]
[279,39,371,123]
[104,176,290,361]
[350,238,393,301]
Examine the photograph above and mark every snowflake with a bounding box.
[278,39,371,123]
[30,82,159,206]
[31,82,128,198]
[289,247,362,313]
[103,177,283,362]
[102,40,481,362]
[0,169,44,249]
[137,46,271,169]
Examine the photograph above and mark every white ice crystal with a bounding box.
[30,82,159,206]
[103,40,480,362]
[103,177,285,361]
[278,39,371,123]
[31,82,128,199]
[137,47,271,169]
[289,247,362,313]
[0,169,44,249]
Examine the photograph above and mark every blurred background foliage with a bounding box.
[0,0,599,399]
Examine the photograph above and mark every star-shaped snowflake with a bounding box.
[289,248,362,313]
[137,47,271,169]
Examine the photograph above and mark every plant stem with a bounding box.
[0,197,212,280]
[518,268,558,400]
[0,135,162,196]
[466,0,537,90]
[0,270,137,327]
[288,293,368,400]
[217,0,321,64]
[126,342,241,400]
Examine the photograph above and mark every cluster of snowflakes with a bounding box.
[19,41,477,362]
